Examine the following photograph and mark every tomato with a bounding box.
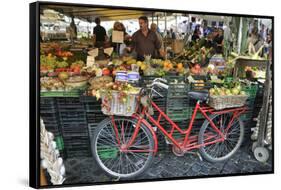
[102,68,111,76]
[73,67,81,73]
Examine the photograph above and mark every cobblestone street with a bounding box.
[63,142,272,185]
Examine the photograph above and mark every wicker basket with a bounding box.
[101,90,140,116]
[208,95,248,110]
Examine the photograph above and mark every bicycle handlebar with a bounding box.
[153,81,169,89]
[153,78,168,84]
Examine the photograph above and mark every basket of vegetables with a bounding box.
[208,81,248,110]
[94,82,141,116]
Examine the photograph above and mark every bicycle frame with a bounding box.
[110,98,247,154]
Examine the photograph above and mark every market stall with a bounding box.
[39,5,272,167]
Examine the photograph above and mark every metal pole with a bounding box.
[165,12,167,32]
[157,15,159,26]
[175,15,178,32]
[237,17,243,54]
[257,61,271,146]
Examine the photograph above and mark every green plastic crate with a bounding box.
[55,136,64,151]
[240,112,253,122]
[166,109,189,121]
[98,146,119,159]
[187,107,204,119]
[242,84,258,97]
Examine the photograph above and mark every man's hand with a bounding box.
[159,49,166,57]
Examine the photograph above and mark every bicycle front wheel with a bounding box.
[92,117,154,179]
[198,113,244,162]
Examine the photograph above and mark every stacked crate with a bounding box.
[166,82,189,121]
[40,97,65,157]
[80,96,106,151]
[56,97,91,158]
[240,84,259,141]
[140,76,167,125]
[186,75,213,120]
[140,76,168,151]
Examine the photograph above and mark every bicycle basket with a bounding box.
[208,94,248,110]
[101,89,141,116]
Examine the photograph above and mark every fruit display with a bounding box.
[88,76,113,91]
[40,77,67,91]
[56,61,69,68]
[175,42,214,65]
[63,76,89,88]
[40,54,85,72]
[56,50,73,58]
[136,59,189,76]
[58,72,69,80]
[40,54,57,71]
[209,81,246,96]
[92,81,140,101]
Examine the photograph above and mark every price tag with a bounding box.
[112,30,124,43]
[86,56,95,67]
[88,48,98,57]
[104,47,114,56]
[187,75,195,83]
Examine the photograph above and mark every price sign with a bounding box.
[104,47,114,56]
[88,48,98,57]
[112,30,124,43]
[86,56,95,67]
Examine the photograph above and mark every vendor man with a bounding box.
[130,16,162,61]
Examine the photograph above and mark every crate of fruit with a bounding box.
[101,90,140,116]
[208,95,248,110]
[95,82,141,116]
[187,75,212,92]
[208,84,248,110]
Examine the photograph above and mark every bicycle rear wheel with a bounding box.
[92,117,154,179]
[198,113,244,162]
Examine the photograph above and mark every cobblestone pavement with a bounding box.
[63,142,272,185]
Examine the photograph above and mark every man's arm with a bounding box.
[92,27,96,44]
[154,33,161,50]
[103,28,108,41]
[127,32,137,52]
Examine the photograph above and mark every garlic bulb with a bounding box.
[40,118,66,185]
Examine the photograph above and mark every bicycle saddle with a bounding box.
[188,91,209,101]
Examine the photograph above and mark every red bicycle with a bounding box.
[91,78,247,179]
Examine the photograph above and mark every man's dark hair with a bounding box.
[95,17,101,25]
[191,17,196,22]
[138,16,148,23]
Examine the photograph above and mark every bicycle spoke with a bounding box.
[104,124,116,140]
[205,143,216,155]
[129,151,148,160]
[125,153,139,172]
[209,142,220,157]
[97,136,117,146]
[129,152,146,168]
[200,113,244,161]
[131,136,149,147]
[126,123,134,144]
[94,118,154,178]
[124,120,130,143]
[99,130,117,144]
[224,140,233,152]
